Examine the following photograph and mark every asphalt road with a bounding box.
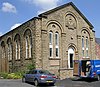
[0,78,100,87]
[56,78,100,87]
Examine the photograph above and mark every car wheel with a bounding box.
[97,75,100,81]
[34,79,39,86]
[22,77,26,83]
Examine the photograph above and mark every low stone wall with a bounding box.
[59,68,73,79]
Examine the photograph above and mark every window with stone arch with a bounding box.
[1,41,6,59]
[48,23,61,58]
[14,34,21,60]
[7,38,12,60]
[24,29,32,59]
[81,29,90,58]
[65,13,77,30]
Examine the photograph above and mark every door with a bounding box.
[68,48,74,69]
[73,60,80,76]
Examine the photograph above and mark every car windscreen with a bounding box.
[39,70,52,75]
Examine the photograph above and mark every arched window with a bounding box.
[14,34,21,60]
[81,29,90,58]
[24,29,32,59]
[49,31,53,57]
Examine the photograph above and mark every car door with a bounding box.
[25,70,32,82]
[29,70,37,82]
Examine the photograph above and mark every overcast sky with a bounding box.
[0,0,100,37]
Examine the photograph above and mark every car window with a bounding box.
[31,70,37,74]
[39,70,51,74]
[28,70,33,74]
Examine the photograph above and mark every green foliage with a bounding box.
[0,72,23,79]
[26,63,35,71]
[0,72,8,79]
[7,73,22,79]
[0,63,35,79]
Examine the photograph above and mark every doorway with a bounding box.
[68,48,74,69]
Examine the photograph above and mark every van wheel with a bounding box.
[34,79,39,86]
[97,75,100,81]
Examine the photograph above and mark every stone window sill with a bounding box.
[49,58,60,60]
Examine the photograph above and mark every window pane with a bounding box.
[19,44,20,59]
[82,37,84,48]
[82,50,84,57]
[86,37,88,48]
[26,37,28,58]
[16,42,18,60]
[86,50,88,57]
[50,48,52,57]
[49,32,52,44]
[70,54,73,68]
[29,37,32,58]
[56,48,59,57]
[55,33,59,45]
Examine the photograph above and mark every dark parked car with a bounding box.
[22,69,56,86]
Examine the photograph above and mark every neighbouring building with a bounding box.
[0,2,96,79]
[95,38,100,59]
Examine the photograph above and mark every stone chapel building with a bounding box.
[0,2,96,79]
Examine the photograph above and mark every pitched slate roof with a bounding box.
[39,2,94,28]
[96,38,100,44]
